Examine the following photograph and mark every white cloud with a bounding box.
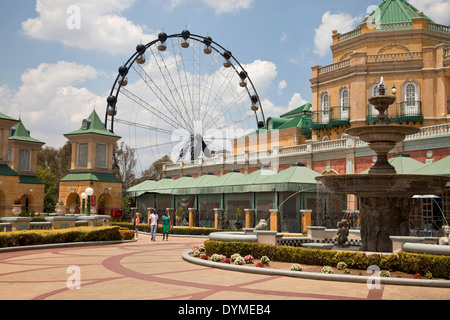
[0,61,103,147]
[313,11,361,57]
[278,80,287,95]
[22,0,156,55]
[408,0,450,24]
[242,59,278,94]
[165,0,255,14]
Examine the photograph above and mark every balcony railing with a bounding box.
[367,101,423,124]
[312,107,351,130]
[367,52,422,63]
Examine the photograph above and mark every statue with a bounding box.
[439,225,450,246]
[336,219,349,247]
[377,76,386,95]
[255,219,268,231]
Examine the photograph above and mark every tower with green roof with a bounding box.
[0,115,46,216]
[59,110,122,216]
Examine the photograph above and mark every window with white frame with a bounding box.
[77,143,88,167]
[340,87,349,107]
[95,143,107,168]
[321,92,330,123]
[406,83,416,106]
[18,149,31,171]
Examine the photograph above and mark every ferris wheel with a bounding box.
[104,30,266,172]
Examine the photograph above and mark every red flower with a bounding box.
[255,262,264,268]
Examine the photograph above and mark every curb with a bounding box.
[182,250,450,288]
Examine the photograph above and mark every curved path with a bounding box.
[0,234,448,300]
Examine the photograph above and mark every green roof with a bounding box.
[65,110,121,139]
[0,165,19,176]
[412,156,450,177]
[19,175,45,185]
[280,103,312,118]
[0,112,18,122]
[245,103,312,137]
[360,153,425,174]
[125,165,321,196]
[358,0,434,28]
[60,172,122,183]
[9,121,44,145]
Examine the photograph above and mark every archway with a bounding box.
[98,193,114,215]
[66,192,81,214]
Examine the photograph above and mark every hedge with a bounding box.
[112,222,230,236]
[0,226,134,248]
[204,240,450,279]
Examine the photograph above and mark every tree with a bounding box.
[113,141,137,190]
[139,155,173,183]
[37,141,72,212]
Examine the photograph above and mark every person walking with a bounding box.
[133,212,140,240]
[149,209,159,241]
[162,210,172,241]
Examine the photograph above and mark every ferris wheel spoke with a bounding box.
[133,62,194,132]
[170,37,197,125]
[119,86,182,130]
[150,44,196,131]
[114,118,189,137]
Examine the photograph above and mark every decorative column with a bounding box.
[188,208,197,228]
[269,209,279,232]
[300,210,312,234]
[214,208,224,229]
[244,209,255,229]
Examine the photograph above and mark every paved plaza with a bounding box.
[0,234,448,301]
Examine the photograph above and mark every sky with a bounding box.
[1,0,449,152]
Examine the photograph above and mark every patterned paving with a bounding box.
[0,234,448,301]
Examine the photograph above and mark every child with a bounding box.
[133,212,140,240]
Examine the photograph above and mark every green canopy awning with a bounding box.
[125,164,322,197]
[412,156,450,187]
[360,154,426,174]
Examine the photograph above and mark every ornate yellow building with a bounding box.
[0,113,45,216]
[59,110,122,215]
[310,0,450,142]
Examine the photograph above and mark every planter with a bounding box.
[11,205,22,217]
[235,221,243,230]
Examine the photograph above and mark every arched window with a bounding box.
[340,87,349,107]
[406,83,416,106]
[402,80,420,116]
[320,92,330,123]
[321,92,329,110]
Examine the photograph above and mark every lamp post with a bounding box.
[81,192,87,215]
[85,187,94,216]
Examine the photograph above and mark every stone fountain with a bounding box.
[316,78,450,252]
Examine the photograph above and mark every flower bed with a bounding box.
[200,240,450,280]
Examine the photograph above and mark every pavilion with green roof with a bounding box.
[59,110,123,217]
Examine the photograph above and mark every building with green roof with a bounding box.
[59,110,122,217]
[0,115,45,216]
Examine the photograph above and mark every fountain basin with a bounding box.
[346,125,420,144]
[316,174,449,198]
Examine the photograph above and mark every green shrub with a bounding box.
[204,240,450,279]
[0,227,127,248]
